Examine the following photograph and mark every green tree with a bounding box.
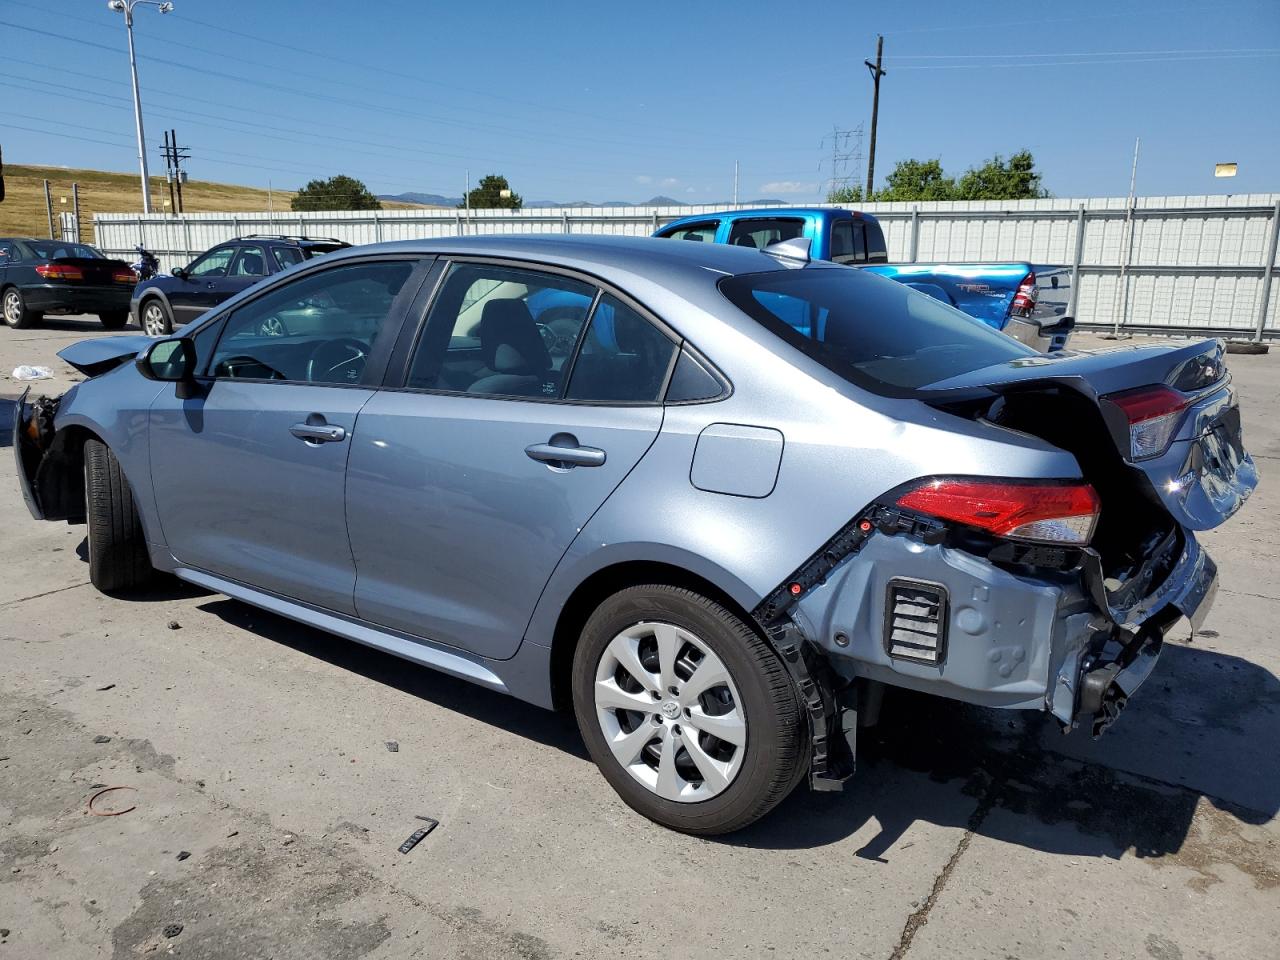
[826,184,864,204]
[874,158,957,201]
[290,175,382,211]
[955,150,1048,200]
[460,174,523,210]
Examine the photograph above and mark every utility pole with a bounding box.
[72,183,81,241]
[733,160,739,206]
[44,179,55,238]
[1111,136,1141,337]
[107,1,174,214]
[161,130,177,214]
[865,34,885,199]
[169,129,189,213]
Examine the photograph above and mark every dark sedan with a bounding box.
[0,237,136,330]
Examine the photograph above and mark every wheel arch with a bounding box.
[30,423,105,522]
[548,558,763,712]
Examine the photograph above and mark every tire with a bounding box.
[84,438,152,593]
[572,585,805,835]
[99,310,129,330]
[2,286,40,329]
[140,298,173,337]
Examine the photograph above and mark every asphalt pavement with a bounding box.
[1,316,1276,959]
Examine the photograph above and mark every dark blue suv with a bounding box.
[131,235,350,336]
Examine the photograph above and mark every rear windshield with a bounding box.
[719,267,1034,395]
[23,240,102,260]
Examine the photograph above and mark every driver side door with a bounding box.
[148,256,429,613]
[170,244,237,326]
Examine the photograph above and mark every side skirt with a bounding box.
[172,566,555,709]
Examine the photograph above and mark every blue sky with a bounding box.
[1,0,1277,203]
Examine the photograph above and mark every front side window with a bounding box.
[407,263,596,398]
[230,245,268,277]
[209,259,414,384]
[719,267,1034,395]
[726,218,805,250]
[660,221,719,243]
[830,221,867,264]
[188,247,235,278]
[566,295,677,402]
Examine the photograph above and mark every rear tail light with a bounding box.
[896,478,1101,545]
[1103,384,1191,460]
[35,263,84,281]
[112,267,136,284]
[1010,271,1038,317]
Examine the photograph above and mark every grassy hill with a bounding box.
[0,164,422,243]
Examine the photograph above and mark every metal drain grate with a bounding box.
[884,579,948,665]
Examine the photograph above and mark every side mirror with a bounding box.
[172,267,188,280]
[137,338,202,398]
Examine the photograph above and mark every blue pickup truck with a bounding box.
[655,208,1074,352]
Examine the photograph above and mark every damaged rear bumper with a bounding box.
[778,512,1218,746]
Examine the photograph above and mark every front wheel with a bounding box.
[571,585,805,835]
[84,439,153,593]
[3,287,39,329]
[99,310,129,330]
[140,298,173,337]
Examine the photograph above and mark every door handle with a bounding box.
[525,438,606,468]
[290,422,346,443]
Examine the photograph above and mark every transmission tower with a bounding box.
[819,125,864,201]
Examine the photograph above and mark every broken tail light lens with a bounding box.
[35,263,84,281]
[1010,271,1038,317]
[1104,384,1191,460]
[897,478,1101,545]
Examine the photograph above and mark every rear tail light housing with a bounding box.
[1103,384,1191,460]
[1010,271,1038,317]
[896,477,1101,546]
[35,263,84,281]
[112,267,136,284]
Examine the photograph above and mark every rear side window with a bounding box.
[727,218,804,250]
[566,295,677,403]
[719,268,1034,395]
[830,221,867,264]
[272,246,305,271]
[661,221,719,243]
[231,245,268,277]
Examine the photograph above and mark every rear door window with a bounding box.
[719,267,1034,395]
[272,246,305,271]
[830,221,868,264]
[565,295,677,403]
[230,245,268,277]
[660,221,719,243]
[406,263,596,398]
[726,218,805,250]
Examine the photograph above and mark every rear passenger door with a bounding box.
[346,259,680,659]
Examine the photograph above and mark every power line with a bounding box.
[886,47,1280,59]
[891,52,1280,70]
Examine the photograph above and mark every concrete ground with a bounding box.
[0,317,1277,960]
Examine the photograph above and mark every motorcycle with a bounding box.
[130,246,162,281]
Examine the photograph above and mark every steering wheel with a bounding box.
[306,338,368,384]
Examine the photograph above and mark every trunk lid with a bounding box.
[43,257,131,285]
[920,338,1257,531]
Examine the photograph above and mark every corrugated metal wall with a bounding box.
[95,194,1280,337]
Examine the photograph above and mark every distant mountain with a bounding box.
[378,191,461,207]
[379,191,791,209]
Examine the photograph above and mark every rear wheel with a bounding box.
[99,310,129,330]
[572,585,805,835]
[3,287,39,329]
[84,438,152,593]
[140,298,173,337]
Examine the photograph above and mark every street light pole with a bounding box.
[107,0,174,215]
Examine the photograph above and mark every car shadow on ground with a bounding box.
[186,595,1280,859]
[20,318,136,334]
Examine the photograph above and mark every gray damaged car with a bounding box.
[13,235,1256,834]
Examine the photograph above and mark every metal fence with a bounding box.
[94,193,1280,339]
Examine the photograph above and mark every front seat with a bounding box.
[469,299,553,396]
[732,234,758,248]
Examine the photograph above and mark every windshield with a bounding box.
[23,240,103,260]
[719,267,1035,395]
